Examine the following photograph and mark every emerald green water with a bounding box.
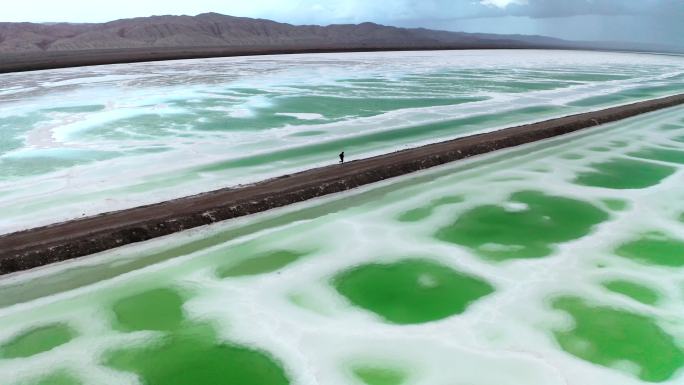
[574,158,676,189]
[194,105,562,173]
[351,365,408,385]
[601,280,660,305]
[435,191,608,260]
[112,288,185,332]
[601,198,629,211]
[569,83,684,108]
[333,259,494,324]
[397,196,463,222]
[615,233,684,267]
[552,296,684,382]
[105,324,289,385]
[22,371,81,385]
[629,148,684,164]
[107,288,289,385]
[217,250,305,278]
[0,323,75,359]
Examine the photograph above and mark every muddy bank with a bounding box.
[1,94,684,274]
[0,44,566,74]
[3,46,677,75]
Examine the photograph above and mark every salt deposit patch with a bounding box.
[276,112,326,120]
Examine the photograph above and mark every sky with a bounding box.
[2,0,683,47]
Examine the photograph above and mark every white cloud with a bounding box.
[480,0,527,9]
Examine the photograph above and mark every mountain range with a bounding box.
[0,13,676,73]
[0,12,570,52]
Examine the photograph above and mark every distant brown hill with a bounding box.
[0,12,570,53]
[0,12,672,74]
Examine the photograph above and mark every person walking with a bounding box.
[339,151,345,164]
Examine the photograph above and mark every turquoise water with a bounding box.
[1,50,684,233]
[1,106,684,384]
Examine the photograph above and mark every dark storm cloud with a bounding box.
[500,0,684,19]
[506,0,631,18]
[354,0,683,24]
[381,0,684,48]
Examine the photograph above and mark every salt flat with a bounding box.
[1,50,684,233]
[1,104,684,384]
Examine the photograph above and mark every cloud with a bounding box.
[480,0,527,9]
[491,0,684,19]
[511,0,632,18]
